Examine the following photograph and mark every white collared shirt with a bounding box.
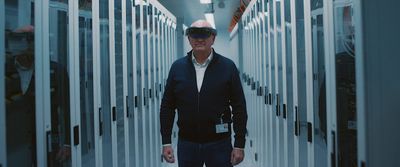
[192,51,213,92]
[15,60,33,94]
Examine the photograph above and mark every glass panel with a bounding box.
[148,5,156,166]
[78,1,95,166]
[142,4,150,165]
[135,3,144,166]
[285,0,291,22]
[48,0,72,166]
[294,0,308,166]
[270,32,277,167]
[333,1,357,167]
[99,0,113,166]
[125,0,135,166]
[269,1,274,28]
[114,0,126,166]
[285,23,294,167]
[277,30,284,166]
[276,1,281,27]
[5,0,38,166]
[310,0,328,165]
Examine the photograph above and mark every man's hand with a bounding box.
[56,145,71,162]
[162,145,175,163]
[230,148,245,166]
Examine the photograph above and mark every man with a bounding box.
[5,25,71,167]
[160,20,248,167]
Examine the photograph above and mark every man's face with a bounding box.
[188,35,215,52]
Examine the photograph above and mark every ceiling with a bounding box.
[158,0,240,34]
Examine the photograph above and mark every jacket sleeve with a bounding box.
[160,65,177,145]
[229,65,248,148]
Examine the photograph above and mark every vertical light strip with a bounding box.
[70,0,83,165]
[303,0,314,166]
[261,1,267,165]
[108,0,118,166]
[290,0,299,166]
[354,0,366,166]
[0,0,6,166]
[146,3,153,167]
[150,4,158,167]
[121,0,131,166]
[266,2,273,167]
[92,0,103,166]
[272,1,280,166]
[323,0,336,167]
[132,4,140,167]
[156,9,162,167]
[280,0,288,167]
[35,0,50,166]
[255,0,264,165]
[140,1,148,166]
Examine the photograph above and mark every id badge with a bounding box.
[215,123,229,133]
[216,114,229,133]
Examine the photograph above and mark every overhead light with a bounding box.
[200,0,212,4]
[204,13,216,29]
[134,0,140,5]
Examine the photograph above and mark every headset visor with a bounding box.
[185,27,217,39]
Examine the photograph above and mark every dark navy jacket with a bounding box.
[160,50,248,148]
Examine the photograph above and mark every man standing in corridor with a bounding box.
[160,20,248,167]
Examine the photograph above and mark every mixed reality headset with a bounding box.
[185,27,217,39]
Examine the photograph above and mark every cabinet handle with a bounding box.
[112,106,116,122]
[74,125,79,146]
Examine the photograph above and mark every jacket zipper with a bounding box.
[197,91,200,139]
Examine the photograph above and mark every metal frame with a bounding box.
[0,0,6,166]
[289,0,300,166]
[280,1,289,167]
[261,1,268,166]
[266,2,274,167]
[92,0,103,166]
[121,0,131,166]
[150,4,159,166]
[272,1,282,167]
[259,1,264,165]
[132,3,140,167]
[35,0,50,166]
[145,2,153,167]
[69,0,83,166]
[353,0,365,166]
[323,0,337,167]
[107,0,118,165]
[303,0,315,166]
[139,1,148,166]
[155,7,162,167]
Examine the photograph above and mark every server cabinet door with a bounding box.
[78,2,98,166]
[310,0,328,166]
[47,1,76,166]
[91,0,103,166]
[0,0,6,165]
[142,3,150,166]
[4,1,40,166]
[99,0,113,165]
[125,0,136,166]
[333,1,357,167]
[113,0,129,166]
[284,1,295,167]
[291,0,309,166]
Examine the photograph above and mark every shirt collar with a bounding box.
[192,50,213,67]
